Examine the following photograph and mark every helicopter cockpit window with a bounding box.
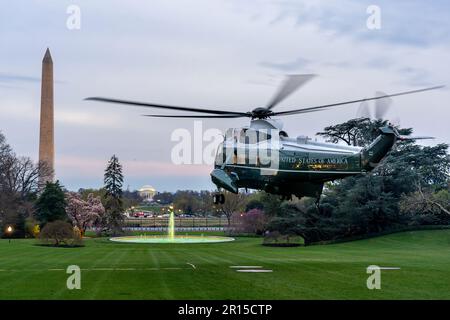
[215,143,224,166]
[224,128,234,141]
[238,129,263,144]
[239,129,248,144]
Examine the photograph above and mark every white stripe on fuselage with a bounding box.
[225,164,361,174]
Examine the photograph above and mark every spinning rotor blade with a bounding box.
[85,97,248,116]
[265,74,316,110]
[374,91,392,119]
[142,114,245,118]
[356,100,371,118]
[272,85,445,117]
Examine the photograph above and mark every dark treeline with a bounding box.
[0,132,51,238]
[265,118,450,244]
[148,119,450,243]
[0,130,127,242]
[2,117,449,245]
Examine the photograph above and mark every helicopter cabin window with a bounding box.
[239,129,252,144]
[258,130,272,142]
[225,128,243,144]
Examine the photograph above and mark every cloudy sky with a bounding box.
[1,0,449,192]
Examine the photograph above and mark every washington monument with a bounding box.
[39,48,54,183]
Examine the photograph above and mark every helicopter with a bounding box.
[86,75,443,205]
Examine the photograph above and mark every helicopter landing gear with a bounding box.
[213,193,225,205]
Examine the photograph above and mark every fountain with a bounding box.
[168,210,175,240]
[110,207,234,244]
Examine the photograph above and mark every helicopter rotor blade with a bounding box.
[265,74,316,110]
[141,114,247,118]
[85,97,248,116]
[272,85,445,117]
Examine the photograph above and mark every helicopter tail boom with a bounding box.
[360,126,398,171]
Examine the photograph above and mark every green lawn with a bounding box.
[0,230,449,299]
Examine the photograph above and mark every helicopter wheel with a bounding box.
[213,193,225,205]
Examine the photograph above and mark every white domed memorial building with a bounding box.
[138,185,157,202]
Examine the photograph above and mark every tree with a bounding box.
[400,184,450,218]
[217,191,247,226]
[174,190,200,215]
[315,119,449,239]
[39,220,82,247]
[0,132,52,232]
[317,118,412,147]
[35,181,67,226]
[153,191,174,205]
[197,190,215,216]
[330,175,402,236]
[259,192,284,216]
[66,192,105,235]
[103,196,124,234]
[78,188,107,201]
[265,118,450,244]
[122,190,143,209]
[266,202,326,245]
[104,155,123,199]
[103,155,124,234]
[231,208,268,235]
[1,131,52,199]
[245,199,264,212]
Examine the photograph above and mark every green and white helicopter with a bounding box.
[86,75,443,205]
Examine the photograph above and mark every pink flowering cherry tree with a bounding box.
[66,192,105,235]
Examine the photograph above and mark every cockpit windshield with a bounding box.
[215,142,224,166]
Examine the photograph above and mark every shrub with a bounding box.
[25,217,40,238]
[263,231,304,247]
[39,220,83,247]
[230,209,268,235]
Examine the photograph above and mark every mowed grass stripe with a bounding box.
[1,230,450,299]
[145,249,172,299]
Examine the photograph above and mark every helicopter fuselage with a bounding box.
[211,121,397,200]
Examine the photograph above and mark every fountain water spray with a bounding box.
[168,207,175,240]
[110,205,234,244]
